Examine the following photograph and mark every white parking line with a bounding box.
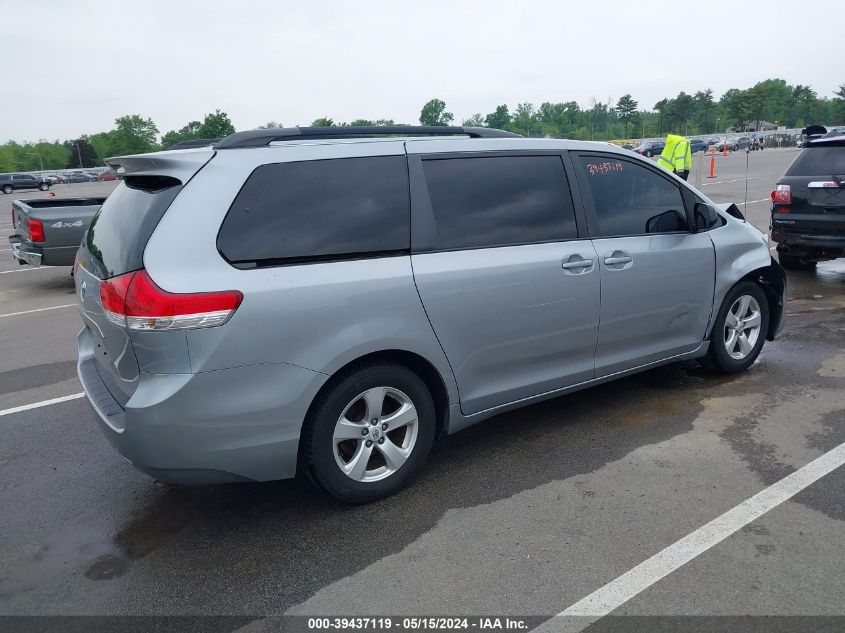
[550,440,845,624]
[0,266,46,274]
[0,304,76,319]
[736,198,770,206]
[700,176,762,186]
[0,392,84,417]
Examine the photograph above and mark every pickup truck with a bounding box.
[9,197,106,267]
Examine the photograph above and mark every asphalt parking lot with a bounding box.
[1,149,844,630]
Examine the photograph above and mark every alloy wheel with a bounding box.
[333,386,419,483]
[723,295,762,360]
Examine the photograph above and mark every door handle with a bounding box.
[604,255,633,265]
[562,258,593,270]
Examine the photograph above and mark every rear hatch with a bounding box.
[773,140,845,231]
[76,181,184,404]
[75,150,213,404]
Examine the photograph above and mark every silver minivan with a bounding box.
[75,126,785,503]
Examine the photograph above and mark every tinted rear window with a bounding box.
[421,155,577,250]
[80,181,181,279]
[217,156,409,265]
[786,147,845,176]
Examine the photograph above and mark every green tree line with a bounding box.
[2,78,843,172]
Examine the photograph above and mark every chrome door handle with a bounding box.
[562,259,593,270]
[604,255,633,265]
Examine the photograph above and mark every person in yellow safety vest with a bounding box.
[656,134,692,181]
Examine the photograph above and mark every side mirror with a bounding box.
[646,209,686,233]
[694,202,720,231]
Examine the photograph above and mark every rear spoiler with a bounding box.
[105,149,214,184]
[167,138,222,150]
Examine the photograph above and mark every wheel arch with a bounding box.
[707,258,786,342]
[302,349,452,443]
[740,258,786,341]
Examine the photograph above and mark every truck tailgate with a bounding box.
[12,197,106,247]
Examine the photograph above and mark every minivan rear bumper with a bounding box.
[77,327,328,484]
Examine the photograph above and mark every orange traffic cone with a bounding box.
[707,156,716,178]
[723,143,728,157]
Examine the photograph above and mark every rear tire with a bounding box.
[778,252,816,270]
[706,282,769,374]
[300,362,436,503]
[38,183,49,191]
[2,185,11,194]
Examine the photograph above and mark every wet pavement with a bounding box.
[0,153,843,626]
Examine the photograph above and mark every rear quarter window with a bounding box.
[217,156,410,266]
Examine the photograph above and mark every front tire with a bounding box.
[2,185,12,194]
[706,282,769,374]
[38,183,49,191]
[300,362,436,503]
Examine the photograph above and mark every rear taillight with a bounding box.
[771,184,791,204]
[99,270,243,331]
[28,218,45,243]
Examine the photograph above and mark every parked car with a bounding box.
[716,138,739,152]
[64,171,98,183]
[633,140,665,157]
[0,173,51,194]
[98,169,117,181]
[9,197,106,267]
[74,125,786,503]
[770,135,845,269]
[689,139,710,153]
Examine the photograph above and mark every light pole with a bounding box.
[75,140,84,168]
[26,152,43,172]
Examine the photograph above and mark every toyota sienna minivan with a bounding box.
[75,126,785,503]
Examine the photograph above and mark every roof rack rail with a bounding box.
[167,138,222,150]
[213,126,521,149]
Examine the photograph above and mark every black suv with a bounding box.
[771,135,845,269]
[0,173,50,194]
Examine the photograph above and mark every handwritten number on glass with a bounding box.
[587,161,623,176]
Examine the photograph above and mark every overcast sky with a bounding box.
[1,0,839,142]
